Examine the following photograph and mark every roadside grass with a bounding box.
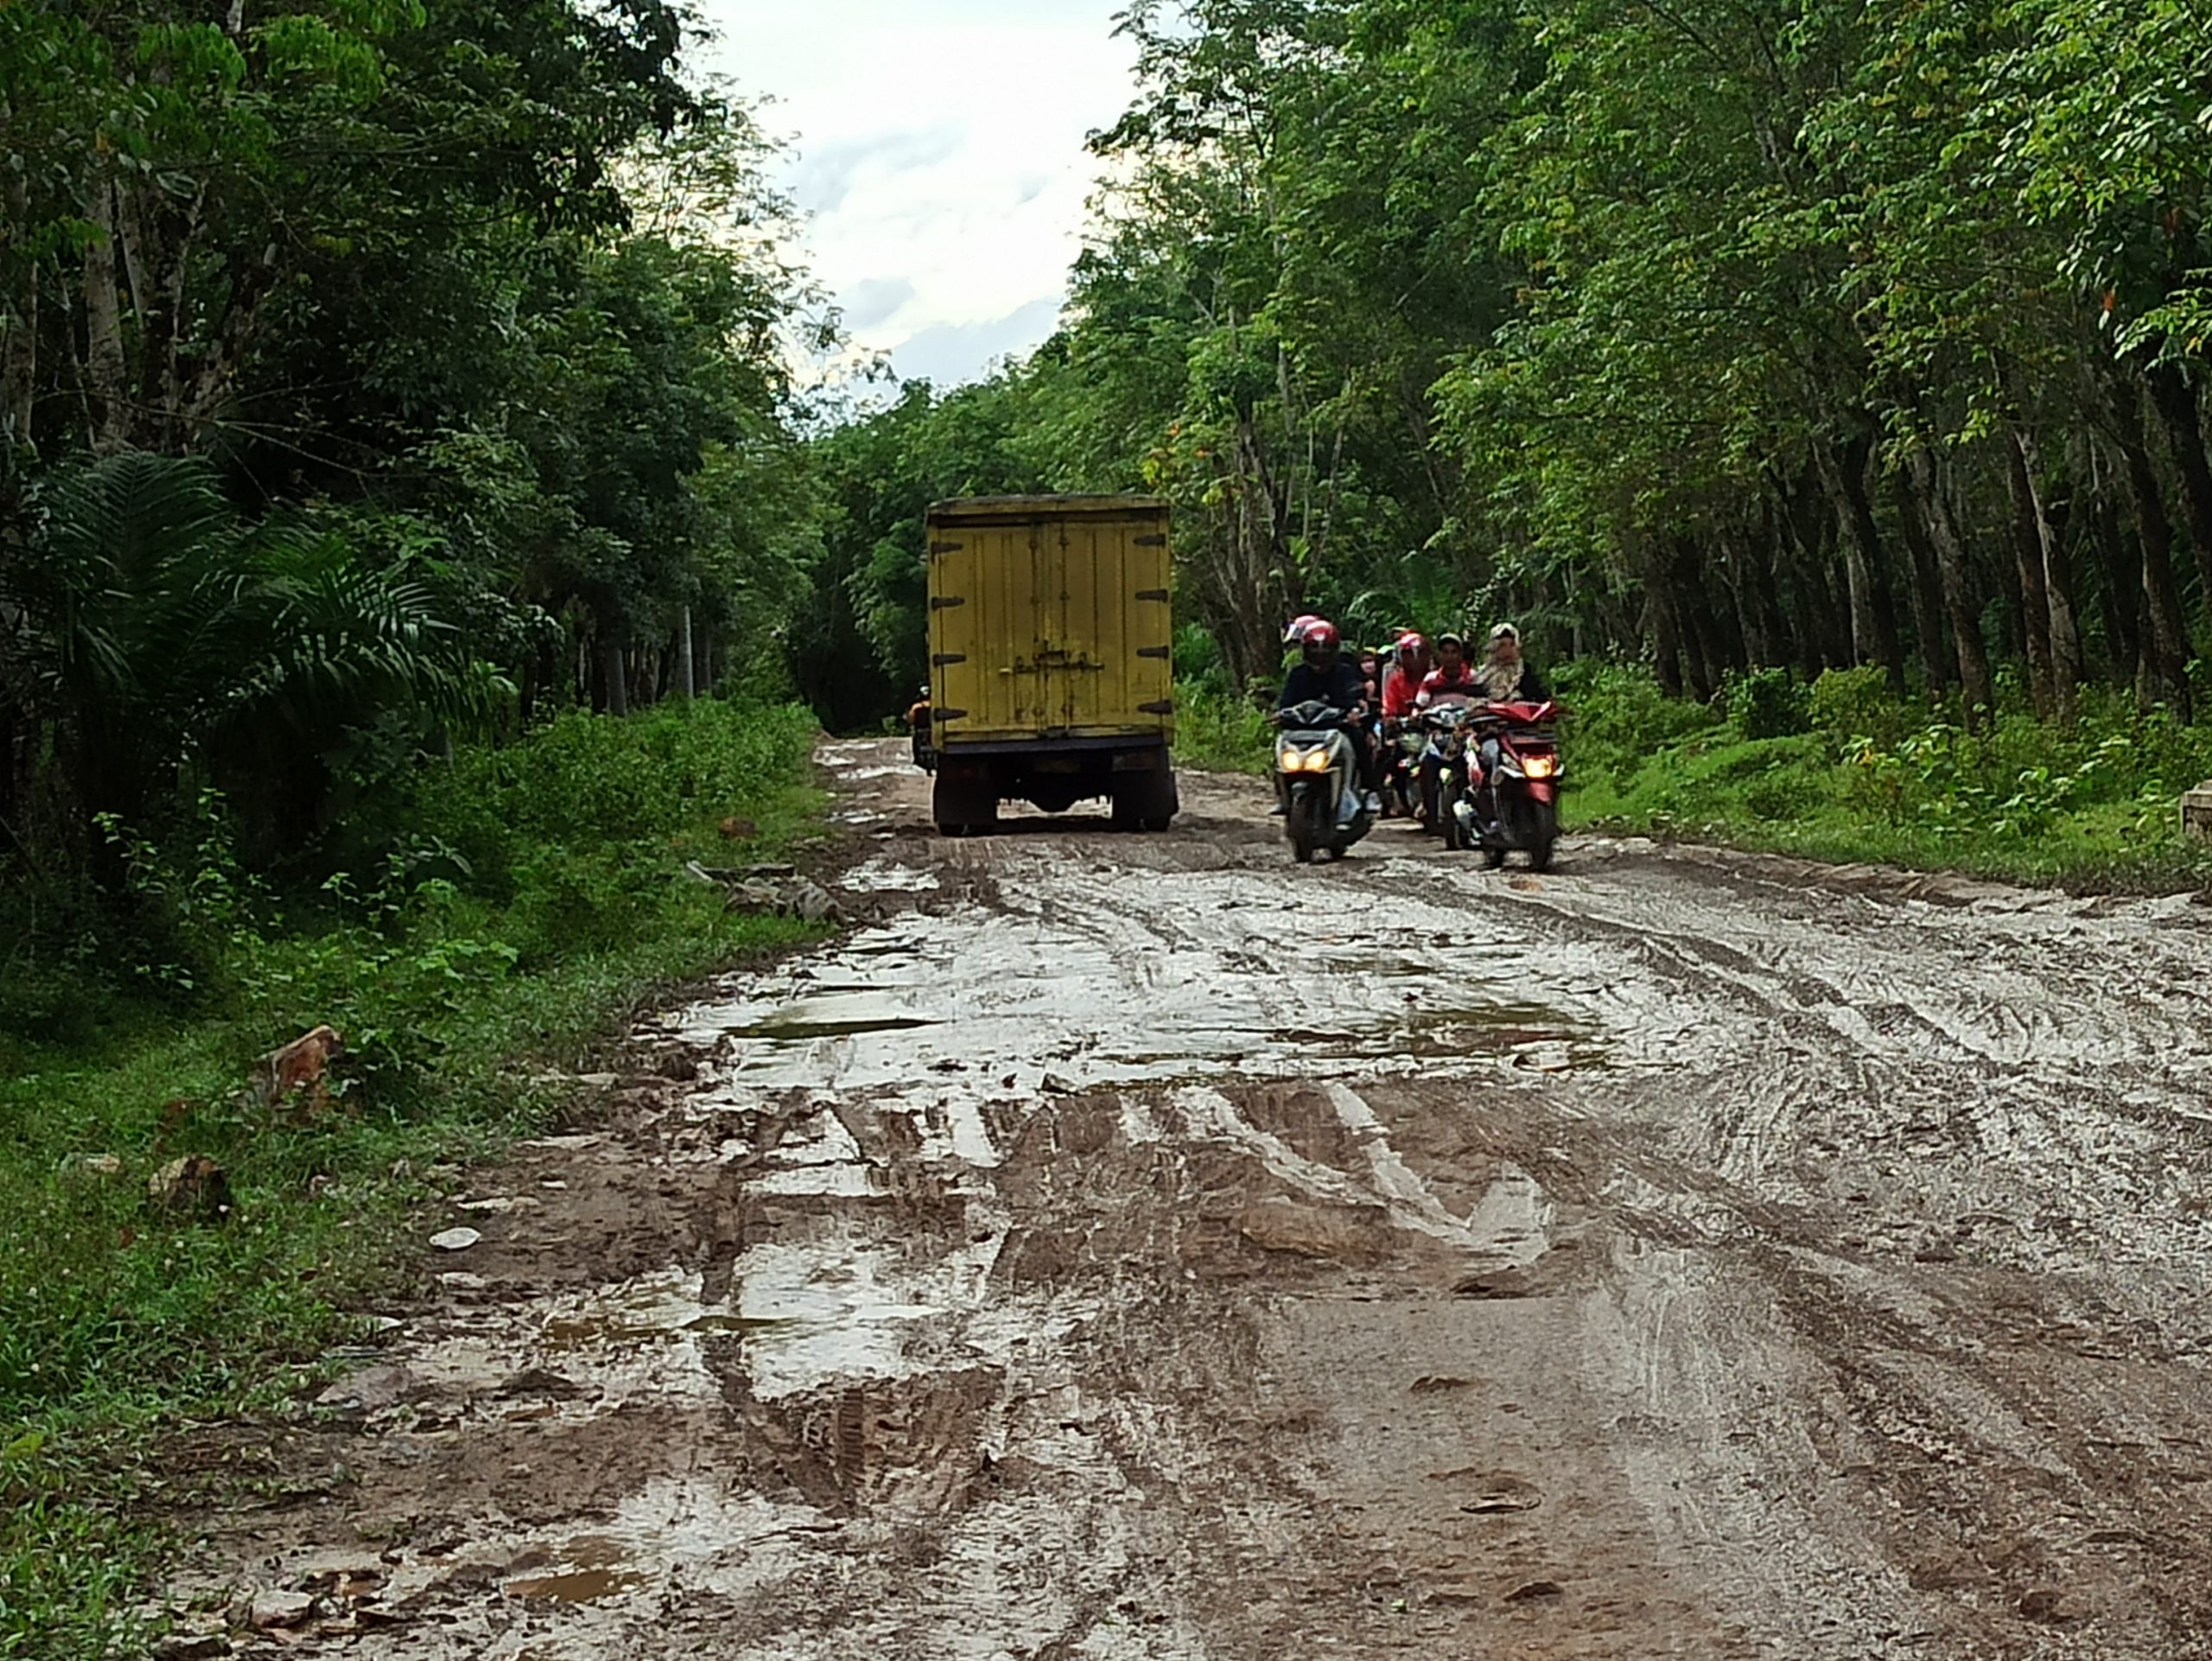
[1557,663,2212,891]
[0,700,828,1659]
[1173,684,1273,776]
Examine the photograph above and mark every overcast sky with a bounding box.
[696,0,1138,389]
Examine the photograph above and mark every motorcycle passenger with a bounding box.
[1472,620,1548,705]
[1469,622,1552,837]
[1276,620,1380,807]
[1380,632,1429,724]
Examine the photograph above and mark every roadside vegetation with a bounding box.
[1559,665,2212,888]
[0,698,821,1657]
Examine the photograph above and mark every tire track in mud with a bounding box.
[165,741,2212,1660]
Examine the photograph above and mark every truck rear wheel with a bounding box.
[1111,767,1178,833]
[932,775,997,837]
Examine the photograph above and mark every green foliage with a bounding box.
[0,698,823,1654]
[1173,683,1275,775]
[1809,666,1909,747]
[1724,668,1812,741]
[1567,667,2212,887]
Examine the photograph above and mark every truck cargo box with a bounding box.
[924,496,1178,834]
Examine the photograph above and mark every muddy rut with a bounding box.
[169,741,2212,1660]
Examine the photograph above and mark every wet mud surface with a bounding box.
[168,741,2212,1658]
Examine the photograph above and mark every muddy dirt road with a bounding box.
[171,741,2212,1659]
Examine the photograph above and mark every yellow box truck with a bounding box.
[922,495,1179,835]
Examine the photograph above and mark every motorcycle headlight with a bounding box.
[1302,748,1334,772]
[1522,754,1559,780]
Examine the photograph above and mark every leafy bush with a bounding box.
[1808,665,1904,745]
[1723,666,1810,739]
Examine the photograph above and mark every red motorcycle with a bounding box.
[1451,701,1563,870]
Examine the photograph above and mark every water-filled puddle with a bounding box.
[505,1567,644,1604]
[733,991,939,1043]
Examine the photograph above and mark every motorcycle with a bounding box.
[1452,700,1564,870]
[1379,719,1425,818]
[1416,701,1479,841]
[1274,699,1376,863]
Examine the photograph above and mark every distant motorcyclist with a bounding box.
[1276,620,1380,805]
[1380,632,1430,725]
[1468,623,1553,838]
[906,684,934,769]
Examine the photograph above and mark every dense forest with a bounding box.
[9,0,2212,954]
[812,0,2212,735]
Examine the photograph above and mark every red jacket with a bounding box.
[1416,665,1484,708]
[1381,665,1426,718]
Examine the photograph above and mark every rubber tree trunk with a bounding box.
[2148,361,2212,628]
[1904,448,1996,726]
[2109,375,2196,719]
[597,633,629,718]
[675,607,696,700]
[2005,429,2082,722]
[83,177,130,453]
[1891,468,1954,692]
[2000,432,2058,718]
[2088,487,2143,687]
[0,158,35,441]
[1643,543,1685,698]
[1821,433,1908,694]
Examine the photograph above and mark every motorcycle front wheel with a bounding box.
[1288,787,1319,863]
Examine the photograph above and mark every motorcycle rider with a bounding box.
[1414,632,1486,708]
[1468,622,1552,840]
[1376,632,1429,819]
[1275,619,1380,809]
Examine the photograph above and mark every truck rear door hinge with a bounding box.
[1139,700,1174,716]
[1134,589,1170,602]
[1137,646,1171,659]
[929,540,963,556]
[1134,534,1168,547]
[930,595,966,610]
[931,652,967,666]
[931,708,969,722]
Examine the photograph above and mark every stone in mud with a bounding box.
[428,1226,481,1252]
[493,1366,586,1401]
[781,879,843,923]
[150,1636,229,1661]
[248,1588,317,1629]
[316,1365,426,1415]
[147,1155,233,1221]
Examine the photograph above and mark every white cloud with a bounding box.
[694,0,1135,387]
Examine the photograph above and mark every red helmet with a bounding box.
[1283,612,1324,645]
[1301,620,1342,653]
[1395,631,1427,658]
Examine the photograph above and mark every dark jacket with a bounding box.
[1278,659,1370,719]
